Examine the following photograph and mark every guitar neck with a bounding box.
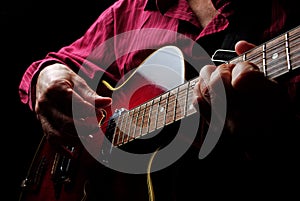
[229,25,300,79]
[110,25,300,148]
[110,77,199,147]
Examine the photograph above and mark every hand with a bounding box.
[35,63,112,156]
[194,41,290,159]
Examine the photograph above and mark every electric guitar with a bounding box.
[18,25,300,201]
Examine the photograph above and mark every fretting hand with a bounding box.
[193,41,290,159]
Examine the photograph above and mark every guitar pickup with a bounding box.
[51,146,75,199]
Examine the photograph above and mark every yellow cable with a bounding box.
[147,148,160,201]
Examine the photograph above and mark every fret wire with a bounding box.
[116,112,124,144]
[124,110,134,143]
[175,82,189,121]
[262,43,267,76]
[164,92,170,125]
[135,104,146,138]
[130,106,140,140]
[289,32,300,70]
[141,101,153,135]
[165,88,178,125]
[243,52,246,61]
[173,85,180,121]
[186,79,198,116]
[185,81,191,117]
[120,112,129,144]
[149,96,161,132]
[156,92,169,129]
[112,117,120,147]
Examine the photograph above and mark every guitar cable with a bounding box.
[147,147,160,201]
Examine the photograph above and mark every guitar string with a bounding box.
[235,30,300,78]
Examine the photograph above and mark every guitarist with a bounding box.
[18,0,299,200]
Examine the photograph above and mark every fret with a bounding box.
[243,53,246,61]
[135,104,146,138]
[141,101,152,135]
[112,115,122,146]
[119,112,127,144]
[265,35,288,78]
[285,33,292,71]
[262,44,267,76]
[118,112,128,145]
[289,27,300,71]
[186,78,198,116]
[175,82,189,121]
[124,110,134,143]
[113,115,124,146]
[149,96,160,132]
[165,88,178,125]
[120,111,129,144]
[156,92,169,129]
[130,106,140,140]
[243,45,264,69]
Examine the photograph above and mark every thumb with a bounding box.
[95,95,112,108]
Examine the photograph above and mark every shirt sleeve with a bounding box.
[18,5,117,111]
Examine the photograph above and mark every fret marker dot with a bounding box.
[272,53,279,60]
[160,107,164,112]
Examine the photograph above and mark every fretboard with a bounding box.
[229,25,300,79]
[110,25,300,147]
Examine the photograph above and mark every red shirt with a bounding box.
[18,0,294,110]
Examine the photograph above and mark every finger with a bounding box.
[208,63,235,103]
[210,63,235,88]
[74,78,112,108]
[235,40,256,55]
[95,96,113,108]
[198,65,217,101]
[193,65,216,120]
[208,64,235,121]
[71,90,106,118]
[231,61,263,91]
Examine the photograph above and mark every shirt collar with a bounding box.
[145,0,228,15]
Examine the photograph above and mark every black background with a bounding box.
[1,1,115,200]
